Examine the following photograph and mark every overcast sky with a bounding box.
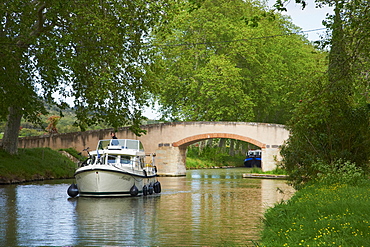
[267,0,334,41]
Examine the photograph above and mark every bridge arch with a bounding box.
[16,121,289,176]
[173,133,266,148]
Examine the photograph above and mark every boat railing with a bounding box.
[78,146,157,175]
[97,139,144,152]
[104,154,145,172]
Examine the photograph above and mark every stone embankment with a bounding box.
[242,173,288,179]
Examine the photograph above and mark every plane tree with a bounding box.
[0,0,174,154]
[277,0,370,187]
[146,0,327,123]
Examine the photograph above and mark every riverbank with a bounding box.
[0,148,77,184]
[186,156,245,169]
[260,180,370,246]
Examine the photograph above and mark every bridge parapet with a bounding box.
[16,121,289,175]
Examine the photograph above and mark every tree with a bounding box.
[0,0,174,154]
[278,0,370,188]
[147,0,326,123]
[45,116,61,134]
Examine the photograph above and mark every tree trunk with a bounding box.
[235,140,241,155]
[1,106,22,155]
[229,139,235,156]
[218,138,226,152]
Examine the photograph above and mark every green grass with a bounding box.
[248,167,287,175]
[0,148,76,183]
[261,180,370,246]
[59,147,87,162]
[186,155,245,169]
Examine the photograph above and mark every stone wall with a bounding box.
[10,121,289,175]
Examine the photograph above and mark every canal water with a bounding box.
[0,168,294,246]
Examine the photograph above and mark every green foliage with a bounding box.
[277,0,370,189]
[1,0,176,153]
[311,160,367,187]
[148,0,326,123]
[261,180,370,246]
[186,144,245,168]
[249,166,287,175]
[281,99,370,189]
[188,146,227,164]
[19,128,45,137]
[59,148,86,162]
[0,148,76,183]
[186,157,213,169]
[8,105,114,137]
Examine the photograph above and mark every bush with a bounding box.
[312,159,366,186]
[281,93,370,189]
[19,128,45,137]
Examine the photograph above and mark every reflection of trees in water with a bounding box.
[1,187,17,247]
[75,196,160,246]
[0,170,294,246]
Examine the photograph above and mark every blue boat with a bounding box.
[244,150,262,168]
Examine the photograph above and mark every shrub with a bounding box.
[19,128,45,137]
[312,159,366,186]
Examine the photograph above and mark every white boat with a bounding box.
[68,139,161,197]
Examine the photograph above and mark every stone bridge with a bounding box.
[17,121,290,176]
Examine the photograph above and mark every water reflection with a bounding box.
[74,196,162,246]
[0,168,294,246]
[0,183,77,246]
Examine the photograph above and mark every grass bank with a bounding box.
[0,148,77,184]
[186,155,245,169]
[261,180,370,246]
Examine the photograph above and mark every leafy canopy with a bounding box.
[147,0,327,123]
[0,0,174,132]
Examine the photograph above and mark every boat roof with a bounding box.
[247,149,262,155]
[96,139,144,152]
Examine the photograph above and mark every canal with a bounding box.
[0,168,294,246]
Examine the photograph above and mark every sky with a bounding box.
[267,0,333,41]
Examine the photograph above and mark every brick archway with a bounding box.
[172,133,266,148]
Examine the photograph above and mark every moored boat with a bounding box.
[68,139,161,197]
[243,149,262,168]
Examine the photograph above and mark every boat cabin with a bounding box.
[244,149,262,168]
[247,150,262,157]
[80,139,150,170]
[97,139,144,151]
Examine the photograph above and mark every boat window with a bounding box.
[117,139,125,147]
[247,150,261,156]
[139,141,144,151]
[110,139,119,146]
[120,155,132,164]
[126,140,139,150]
[108,155,117,164]
[98,140,110,150]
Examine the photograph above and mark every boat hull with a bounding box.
[244,158,261,168]
[75,166,157,197]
